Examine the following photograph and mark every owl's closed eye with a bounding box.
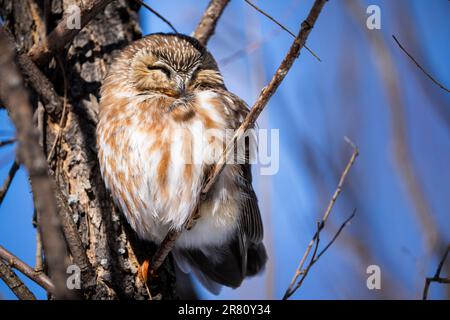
[127,34,225,97]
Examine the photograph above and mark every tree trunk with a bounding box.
[0,0,176,299]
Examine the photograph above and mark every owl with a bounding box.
[96,33,266,294]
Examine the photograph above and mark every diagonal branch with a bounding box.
[28,0,114,65]
[283,138,359,300]
[147,0,329,277]
[0,138,17,147]
[244,0,321,62]
[0,160,20,206]
[0,258,36,300]
[0,245,54,294]
[134,0,178,33]
[0,27,73,299]
[284,209,356,299]
[392,35,449,93]
[423,245,450,299]
[192,0,231,46]
[3,18,65,121]
[16,52,64,120]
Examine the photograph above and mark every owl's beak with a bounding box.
[174,75,188,96]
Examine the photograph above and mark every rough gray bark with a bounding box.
[0,0,176,299]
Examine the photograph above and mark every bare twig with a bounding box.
[244,0,321,62]
[0,258,36,300]
[147,0,329,277]
[17,52,64,121]
[32,209,44,273]
[2,26,63,120]
[53,187,96,290]
[0,28,72,299]
[423,245,450,299]
[35,227,44,273]
[283,138,359,300]
[133,0,178,33]
[28,0,113,65]
[0,245,55,294]
[285,209,357,299]
[0,160,20,206]
[220,29,282,66]
[0,138,17,147]
[192,0,230,46]
[392,35,449,93]
[47,55,69,164]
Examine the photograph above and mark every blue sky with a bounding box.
[1,0,449,299]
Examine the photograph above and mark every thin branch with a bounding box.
[17,53,64,121]
[423,245,450,299]
[244,0,321,62]
[133,0,178,33]
[0,138,17,147]
[0,27,73,299]
[0,160,20,206]
[283,138,359,300]
[219,29,281,66]
[0,258,36,300]
[1,26,64,120]
[314,209,356,262]
[192,0,231,46]
[28,0,113,65]
[285,209,357,299]
[47,55,69,164]
[0,245,55,294]
[53,187,96,290]
[147,0,329,277]
[392,35,449,93]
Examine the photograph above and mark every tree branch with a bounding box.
[192,0,230,46]
[0,27,73,299]
[392,35,449,93]
[284,209,356,299]
[0,245,54,294]
[134,0,178,33]
[147,0,329,277]
[0,258,36,300]
[423,245,450,299]
[244,0,321,62]
[0,160,19,206]
[0,138,17,147]
[16,52,64,120]
[283,138,359,300]
[1,26,63,120]
[28,0,114,65]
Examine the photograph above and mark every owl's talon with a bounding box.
[138,260,150,283]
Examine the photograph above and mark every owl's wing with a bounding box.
[237,164,263,244]
[223,91,264,244]
[223,91,266,275]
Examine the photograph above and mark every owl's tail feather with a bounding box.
[172,234,267,295]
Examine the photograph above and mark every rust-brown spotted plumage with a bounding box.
[96,33,266,293]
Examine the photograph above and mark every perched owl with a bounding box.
[96,33,266,294]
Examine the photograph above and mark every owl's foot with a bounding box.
[138,260,149,283]
[138,260,158,283]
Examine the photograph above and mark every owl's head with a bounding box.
[126,33,225,97]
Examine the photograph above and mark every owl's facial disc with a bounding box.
[129,34,224,98]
